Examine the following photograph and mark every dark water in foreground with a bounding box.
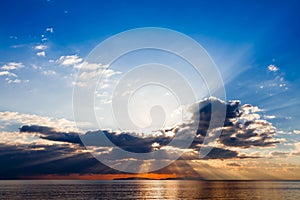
[0,180,299,200]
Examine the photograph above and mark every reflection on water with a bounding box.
[0,180,299,199]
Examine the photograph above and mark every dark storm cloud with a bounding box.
[19,125,173,153]
[19,125,237,160]
[218,115,279,148]
[19,98,279,158]
[19,124,242,161]
[226,162,241,167]
[190,98,240,136]
[179,147,240,160]
[189,98,279,148]
[270,151,289,157]
[20,125,83,145]
[89,130,172,153]
[196,147,239,159]
[0,98,281,178]
[0,143,119,179]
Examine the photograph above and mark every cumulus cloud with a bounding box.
[58,55,83,66]
[184,98,279,149]
[268,64,279,72]
[36,51,46,57]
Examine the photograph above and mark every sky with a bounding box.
[0,0,300,180]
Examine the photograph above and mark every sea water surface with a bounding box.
[0,180,299,200]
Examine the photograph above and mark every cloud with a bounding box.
[36,51,46,57]
[270,151,289,157]
[1,62,23,70]
[42,70,56,76]
[0,70,26,84]
[9,35,18,40]
[58,55,83,66]
[4,98,280,155]
[73,62,121,88]
[19,125,168,153]
[75,62,108,70]
[46,27,54,33]
[268,64,279,72]
[17,98,279,159]
[0,62,29,84]
[0,143,114,179]
[18,124,230,160]
[31,64,57,76]
[20,125,83,145]
[7,79,21,84]
[0,111,77,132]
[227,162,241,167]
[0,97,283,178]
[259,67,288,94]
[0,71,17,77]
[293,130,300,134]
[264,115,276,119]
[35,45,47,50]
[186,98,279,149]
[202,147,239,159]
[76,68,120,81]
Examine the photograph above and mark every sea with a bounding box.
[0,180,299,200]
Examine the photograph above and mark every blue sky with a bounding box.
[0,0,300,179]
[1,0,299,127]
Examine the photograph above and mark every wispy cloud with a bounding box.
[58,55,83,66]
[0,71,26,84]
[0,62,29,84]
[0,71,17,77]
[46,27,54,33]
[35,45,47,50]
[7,79,22,84]
[1,62,23,70]
[31,64,57,77]
[42,70,56,76]
[73,62,121,88]
[0,111,77,132]
[9,35,18,40]
[258,65,288,93]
